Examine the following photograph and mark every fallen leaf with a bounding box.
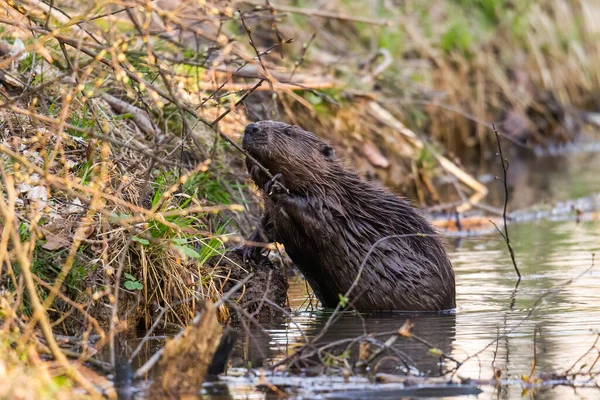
[42,234,70,250]
[67,198,84,214]
[26,186,48,211]
[397,319,414,337]
[17,183,31,194]
[363,143,390,168]
[359,340,371,361]
[34,41,53,63]
[75,224,95,240]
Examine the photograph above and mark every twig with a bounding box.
[211,79,266,127]
[566,333,600,375]
[587,349,600,375]
[5,104,183,167]
[450,255,595,377]
[354,332,400,369]
[32,274,104,340]
[289,32,316,81]
[238,8,271,82]
[8,8,280,187]
[128,296,198,362]
[491,326,501,379]
[197,40,291,107]
[367,320,462,367]
[492,124,521,280]
[527,325,539,382]
[0,172,101,397]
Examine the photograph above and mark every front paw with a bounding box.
[239,245,264,265]
[264,173,289,199]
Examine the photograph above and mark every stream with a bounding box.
[134,148,600,399]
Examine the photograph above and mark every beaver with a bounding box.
[241,121,455,311]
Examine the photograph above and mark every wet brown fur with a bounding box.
[242,121,455,311]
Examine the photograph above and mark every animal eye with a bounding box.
[283,127,293,136]
[322,145,335,160]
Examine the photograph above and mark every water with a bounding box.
[208,150,600,399]
[210,219,600,399]
[132,150,600,399]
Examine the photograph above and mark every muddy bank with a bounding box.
[207,250,289,321]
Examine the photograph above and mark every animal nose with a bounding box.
[244,123,259,135]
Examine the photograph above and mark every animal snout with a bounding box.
[244,123,260,136]
[242,122,265,150]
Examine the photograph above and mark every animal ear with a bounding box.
[321,144,335,161]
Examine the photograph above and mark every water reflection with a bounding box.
[131,150,600,399]
[214,144,600,398]
[224,219,600,399]
[476,147,600,211]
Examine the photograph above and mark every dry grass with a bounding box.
[249,0,600,152]
[0,0,291,395]
[0,341,79,399]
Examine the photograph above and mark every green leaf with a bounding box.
[171,238,187,245]
[132,236,149,245]
[428,348,443,357]
[124,280,143,291]
[338,293,349,308]
[306,92,323,105]
[124,273,136,281]
[52,375,71,387]
[174,245,200,259]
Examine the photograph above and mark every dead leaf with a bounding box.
[17,183,31,194]
[358,340,371,361]
[397,319,414,337]
[66,198,84,214]
[42,234,70,250]
[74,224,95,240]
[26,186,48,211]
[34,41,53,63]
[362,143,390,168]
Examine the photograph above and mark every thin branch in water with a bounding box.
[450,255,595,378]
[110,238,132,367]
[527,325,539,382]
[492,124,521,280]
[565,332,600,375]
[134,273,254,378]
